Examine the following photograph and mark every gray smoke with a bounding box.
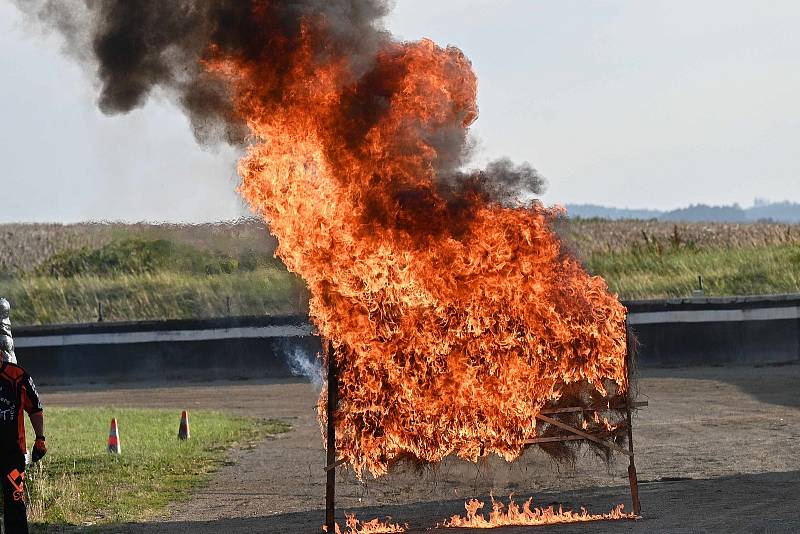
[285,344,324,389]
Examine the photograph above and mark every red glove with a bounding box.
[32,437,47,462]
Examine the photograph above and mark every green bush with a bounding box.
[3,268,307,325]
[36,239,245,278]
[237,249,282,271]
[1,238,308,325]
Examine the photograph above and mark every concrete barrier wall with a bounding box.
[12,294,800,383]
[627,294,800,367]
[14,315,322,385]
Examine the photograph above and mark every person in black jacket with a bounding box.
[0,347,46,534]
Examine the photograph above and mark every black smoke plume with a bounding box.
[17,0,545,236]
[19,0,391,144]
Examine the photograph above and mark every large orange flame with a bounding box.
[205,12,627,477]
[442,495,637,528]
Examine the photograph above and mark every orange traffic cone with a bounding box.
[178,410,190,440]
[108,418,121,454]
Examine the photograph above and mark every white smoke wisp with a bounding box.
[286,345,324,389]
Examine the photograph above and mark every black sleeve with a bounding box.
[23,373,43,413]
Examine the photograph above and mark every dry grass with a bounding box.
[4,218,798,273]
[0,219,276,274]
[0,220,300,325]
[585,244,800,299]
[559,218,800,257]
[558,218,800,299]
[5,268,306,325]
[2,219,799,325]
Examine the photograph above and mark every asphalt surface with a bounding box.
[43,363,800,533]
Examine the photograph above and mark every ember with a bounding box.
[442,495,637,529]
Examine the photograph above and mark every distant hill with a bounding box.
[660,204,749,222]
[566,201,800,223]
[561,204,661,220]
[746,201,800,223]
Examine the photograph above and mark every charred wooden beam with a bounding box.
[625,321,642,516]
[524,435,585,444]
[534,413,632,457]
[323,458,347,472]
[325,341,338,532]
[540,401,648,415]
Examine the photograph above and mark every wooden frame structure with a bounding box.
[324,321,644,532]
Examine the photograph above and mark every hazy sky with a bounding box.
[2,1,798,223]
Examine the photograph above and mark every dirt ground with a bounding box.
[42,363,800,533]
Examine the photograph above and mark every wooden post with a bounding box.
[625,320,642,516]
[325,341,338,532]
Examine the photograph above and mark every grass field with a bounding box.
[560,217,800,255]
[5,268,306,325]
[0,220,276,274]
[1,218,799,325]
[1,234,306,325]
[585,243,800,299]
[19,407,290,527]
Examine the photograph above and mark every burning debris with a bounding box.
[20,0,629,484]
[324,514,406,534]
[442,496,637,529]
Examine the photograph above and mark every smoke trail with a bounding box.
[17,1,390,145]
[284,343,324,389]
